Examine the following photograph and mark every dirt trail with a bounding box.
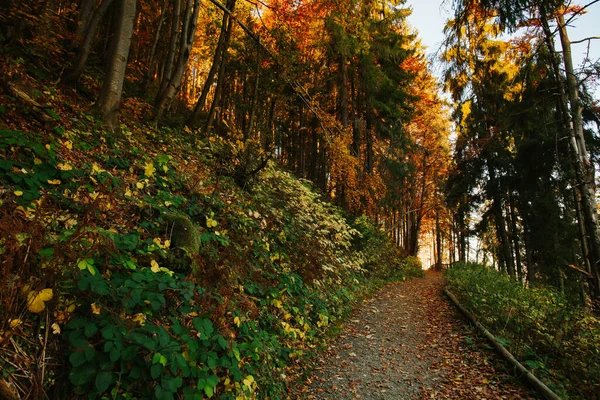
[297,271,536,399]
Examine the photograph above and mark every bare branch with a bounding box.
[570,36,600,45]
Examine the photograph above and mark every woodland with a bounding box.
[0,0,599,398]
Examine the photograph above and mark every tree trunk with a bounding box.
[508,191,523,282]
[95,0,136,131]
[142,0,168,93]
[187,0,235,128]
[488,160,515,279]
[539,7,600,302]
[76,0,97,38]
[63,0,116,84]
[244,49,260,139]
[205,0,236,132]
[436,208,442,270]
[557,12,600,303]
[155,0,181,103]
[153,0,200,124]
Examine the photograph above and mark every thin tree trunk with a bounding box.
[95,0,136,131]
[557,12,600,303]
[187,0,234,128]
[205,0,236,132]
[153,0,200,124]
[540,7,600,302]
[244,46,260,139]
[76,0,97,38]
[508,191,523,282]
[63,0,116,84]
[142,0,168,93]
[155,0,181,103]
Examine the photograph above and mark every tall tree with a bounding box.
[95,0,137,130]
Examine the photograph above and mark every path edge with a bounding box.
[443,287,562,400]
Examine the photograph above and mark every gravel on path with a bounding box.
[295,271,536,400]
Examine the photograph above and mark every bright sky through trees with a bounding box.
[406,0,600,98]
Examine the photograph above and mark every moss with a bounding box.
[164,213,202,274]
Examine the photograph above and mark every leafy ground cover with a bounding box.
[0,109,422,399]
[445,262,600,399]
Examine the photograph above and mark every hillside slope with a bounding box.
[0,98,423,399]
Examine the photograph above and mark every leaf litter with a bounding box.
[294,271,537,399]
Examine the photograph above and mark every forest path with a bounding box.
[297,271,536,399]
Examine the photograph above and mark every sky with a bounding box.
[405,0,600,99]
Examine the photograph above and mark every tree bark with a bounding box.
[244,46,260,139]
[153,0,200,124]
[186,0,234,127]
[508,191,523,282]
[155,0,181,103]
[557,12,600,303]
[95,0,136,131]
[142,0,168,93]
[205,0,236,132]
[76,0,97,38]
[63,0,116,84]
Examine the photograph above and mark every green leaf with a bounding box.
[70,363,96,386]
[151,363,163,379]
[206,374,219,388]
[84,323,98,338]
[78,258,97,275]
[109,348,120,363]
[69,351,86,367]
[153,352,167,366]
[95,371,113,393]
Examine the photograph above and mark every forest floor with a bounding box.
[293,271,538,399]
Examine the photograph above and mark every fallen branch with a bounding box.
[443,288,562,400]
[565,263,593,278]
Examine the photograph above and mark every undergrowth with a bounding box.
[445,262,600,399]
[0,122,421,399]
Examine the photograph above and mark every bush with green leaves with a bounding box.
[445,262,600,399]
[0,125,423,400]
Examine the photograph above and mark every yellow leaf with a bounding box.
[206,218,218,228]
[51,322,61,334]
[184,126,192,134]
[67,304,76,313]
[91,163,104,174]
[151,260,160,273]
[14,190,23,196]
[136,181,145,189]
[144,162,156,177]
[234,316,241,327]
[132,313,146,326]
[27,288,53,313]
[9,319,22,329]
[91,303,101,315]
[64,218,78,229]
[62,140,73,150]
[45,144,51,151]
[163,240,171,249]
[125,188,133,197]
[34,157,42,165]
[47,179,61,185]
[57,162,73,171]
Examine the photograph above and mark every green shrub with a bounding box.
[445,262,600,399]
